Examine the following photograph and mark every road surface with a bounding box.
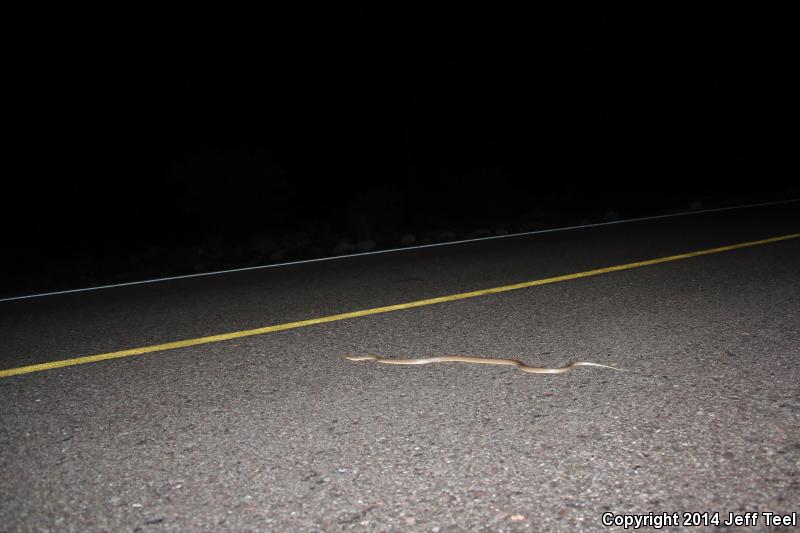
[1,203,799,531]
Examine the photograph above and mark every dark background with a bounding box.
[6,7,797,297]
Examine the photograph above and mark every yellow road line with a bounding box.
[2,232,798,378]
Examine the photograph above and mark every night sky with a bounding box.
[7,7,798,296]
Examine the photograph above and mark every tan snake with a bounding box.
[344,355,623,374]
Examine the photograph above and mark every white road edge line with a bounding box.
[1,198,797,303]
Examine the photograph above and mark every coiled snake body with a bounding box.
[345,355,623,374]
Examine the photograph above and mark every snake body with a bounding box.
[345,355,623,374]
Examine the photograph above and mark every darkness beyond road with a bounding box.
[1,202,799,531]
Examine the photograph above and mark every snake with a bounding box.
[344,355,623,374]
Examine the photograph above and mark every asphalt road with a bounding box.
[1,203,799,532]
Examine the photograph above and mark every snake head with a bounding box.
[344,355,377,362]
